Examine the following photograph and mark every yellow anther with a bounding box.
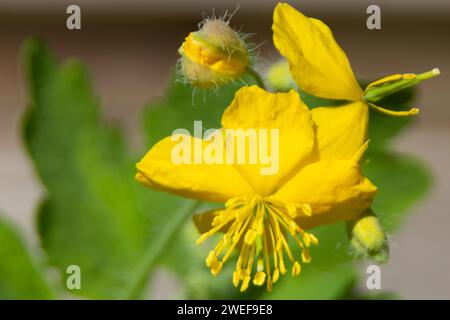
[402,73,416,79]
[253,271,266,286]
[205,250,217,267]
[301,203,312,216]
[272,269,280,283]
[279,258,287,275]
[366,74,403,90]
[301,249,311,263]
[292,261,301,276]
[302,233,311,247]
[212,215,223,227]
[232,270,241,287]
[369,103,419,117]
[365,72,420,91]
[244,229,258,245]
[240,276,251,292]
[210,260,223,276]
[288,220,298,235]
[286,204,297,217]
[309,233,319,245]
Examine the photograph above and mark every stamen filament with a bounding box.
[368,103,419,117]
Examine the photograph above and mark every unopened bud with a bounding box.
[348,209,389,263]
[178,18,250,88]
[265,60,296,92]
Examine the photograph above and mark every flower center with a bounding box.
[196,195,318,292]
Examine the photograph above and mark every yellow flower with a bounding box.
[272,2,440,262]
[272,3,440,117]
[136,85,377,291]
[179,18,250,88]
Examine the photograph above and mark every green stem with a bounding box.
[122,200,203,299]
[248,67,266,90]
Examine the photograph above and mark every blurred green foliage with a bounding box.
[0,39,431,299]
[0,215,53,299]
[20,38,197,299]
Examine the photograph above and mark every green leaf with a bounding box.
[363,151,431,232]
[263,263,357,300]
[361,79,431,232]
[0,214,54,299]
[367,87,416,151]
[23,38,197,299]
[143,74,253,146]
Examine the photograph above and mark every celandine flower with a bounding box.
[272,3,440,118]
[272,2,439,261]
[136,86,377,291]
[179,16,251,88]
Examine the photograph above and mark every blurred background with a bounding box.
[0,0,449,299]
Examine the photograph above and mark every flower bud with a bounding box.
[348,209,389,263]
[178,18,250,88]
[265,60,296,92]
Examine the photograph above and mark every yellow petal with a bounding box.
[136,135,254,202]
[221,85,315,196]
[273,3,362,101]
[311,101,368,161]
[274,160,377,229]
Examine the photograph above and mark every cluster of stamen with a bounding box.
[196,195,318,292]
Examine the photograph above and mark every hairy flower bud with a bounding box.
[178,18,250,88]
[348,209,389,263]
